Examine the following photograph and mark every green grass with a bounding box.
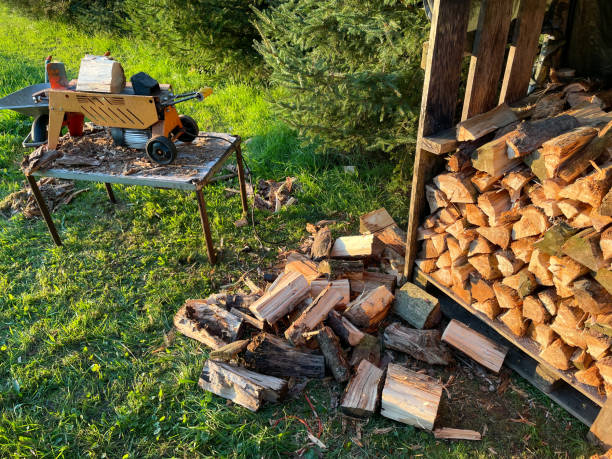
[0,5,599,458]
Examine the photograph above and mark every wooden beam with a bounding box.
[404,0,471,279]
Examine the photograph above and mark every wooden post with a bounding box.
[235,143,249,216]
[589,398,612,448]
[404,0,471,279]
[25,174,62,246]
[195,188,217,265]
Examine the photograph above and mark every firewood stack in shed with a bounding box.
[416,81,612,395]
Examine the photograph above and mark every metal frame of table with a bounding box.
[24,132,249,265]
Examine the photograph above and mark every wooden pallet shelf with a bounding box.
[417,267,606,408]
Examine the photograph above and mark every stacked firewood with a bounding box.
[173,209,501,438]
[416,83,612,395]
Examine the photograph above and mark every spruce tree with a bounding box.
[253,0,429,163]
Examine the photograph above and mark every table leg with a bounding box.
[25,174,62,246]
[235,144,249,216]
[195,188,217,265]
[104,183,117,204]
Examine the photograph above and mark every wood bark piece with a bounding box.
[76,55,126,93]
[533,222,579,257]
[310,279,350,308]
[344,285,394,329]
[249,271,310,325]
[331,234,384,259]
[340,359,384,418]
[393,281,441,329]
[493,282,522,309]
[557,122,612,183]
[349,333,381,368]
[506,115,579,158]
[469,254,501,281]
[473,298,502,320]
[209,339,250,361]
[528,248,554,286]
[502,267,537,298]
[311,226,333,261]
[562,228,606,272]
[522,296,551,324]
[433,428,482,441]
[512,206,550,239]
[529,323,557,348]
[230,308,265,330]
[472,133,522,176]
[433,173,477,203]
[285,285,344,345]
[457,103,518,141]
[499,306,528,337]
[326,310,364,346]
[573,278,612,315]
[442,319,508,372]
[315,326,350,383]
[540,338,575,370]
[380,364,443,430]
[175,301,243,349]
[425,184,449,213]
[244,333,325,379]
[384,322,453,366]
[510,237,538,263]
[548,255,589,286]
[476,223,512,249]
[198,360,287,412]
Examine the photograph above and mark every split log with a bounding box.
[349,333,381,368]
[537,126,598,178]
[326,310,364,346]
[76,55,126,93]
[529,323,557,348]
[469,254,502,281]
[476,223,513,249]
[538,289,560,316]
[595,268,612,297]
[431,268,453,287]
[433,428,482,441]
[244,333,325,379]
[522,296,551,324]
[573,278,612,315]
[315,326,350,383]
[451,263,475,287]
[442,319,508,372]
[493,283,522,309]
[331,234,384,259]
[209,339,250,361]
[471,171,501,193]
[597,357,612,386]
[533,222,579,257]
[359,208,396,233]
[571,349,593,371]
[470,275,495,302]
[373,225,407,257]
[415,258,437,274]
[380,364,443,430]
[433,173,477,203]
[456,103,518,141]
[590,209,612,232]
[506,115,579,158]
[438,206,462,225]
[528,248,554,286]
[472,133,522,176]
[384,322,453,365]
[601,189,612,216]
[494,250,524,276]
[548,255,589,286]
[447,236,468,262]
[510,236,538,263]
[348,271,397,296]
[318,259,364,278]
[569,209,594,229]
[452,281,472,305]
[585,332,611,360]
[575,366,603,387]
[540,338,574,370]
[502,267,537,298]
[478,190,511,226]
[527,185,562,218]
[468,236,495,257]
[198,360,287,412]
[558,199,588,220]
[512,206,550,239]
[431,233,449,255]
[560,164,612,209]
[249,271,310,324]
[311,226,333,261]
[340,359,384,418]
[344,285,394,329]
[425,184,449,213]
[562,228,606,271]
[499,307,528,336]
[445,218,469,240]
[532,92,565,120]
[473,298,501,320]
[310,279,350,307]
[230,308,265,330]
[456,229,478,252]
[285,285,344,345]
[393,282,440,329]
[557,122,612,183]
[175,300,243,349]
[464,203,489,227]
[285,257,320,283]
[501,166,533,201]
[541,178,567,199]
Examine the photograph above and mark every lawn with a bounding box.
[0,6,599,458]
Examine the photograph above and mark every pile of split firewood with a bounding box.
[416,82,612,395]
[174,208,507,439]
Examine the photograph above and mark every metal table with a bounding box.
[24,132,249,264]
